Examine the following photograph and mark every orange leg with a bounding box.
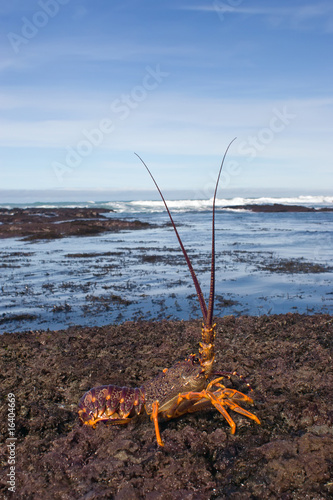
[207,378,254,404]
[212,370,255,392]
[215,387,254,404]
[222,398,261,425]
[175,388,260,434]
[149,388,260,446]
[151,401,164,447]
[80,415,133,427]
[176,390,238,433]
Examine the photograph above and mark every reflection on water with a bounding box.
[1,210,332,333]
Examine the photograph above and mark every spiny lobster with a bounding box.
[78,139,260,446]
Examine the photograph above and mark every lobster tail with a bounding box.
[78,385,145,426]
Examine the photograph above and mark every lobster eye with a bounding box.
[187,354,199,365]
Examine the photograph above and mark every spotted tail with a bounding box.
[78,385,145,426]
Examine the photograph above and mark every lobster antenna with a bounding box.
[206,138,237,327]
[135,152,208,322]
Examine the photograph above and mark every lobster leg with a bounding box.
[167,388,260,435]
[175,390,239,433]
[212,370,255,392]
[222,398,261,424]
[215,387,254,404]
[151,401,164,447]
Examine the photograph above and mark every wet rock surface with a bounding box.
[0,208,152,240]
[1,313,332,499]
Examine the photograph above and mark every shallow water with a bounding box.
[1,209,332,333]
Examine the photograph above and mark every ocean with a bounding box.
[1,195,332,333]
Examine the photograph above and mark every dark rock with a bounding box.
[0,314,332,498]
[0,208,153,240]
[223,203,333,212]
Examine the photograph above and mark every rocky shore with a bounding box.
[0,314,332,499]
[0,208,152,240]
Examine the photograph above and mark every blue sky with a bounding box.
[1,0,333,201]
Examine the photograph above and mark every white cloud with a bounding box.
[182,2,333,32]
[1,93,331,168]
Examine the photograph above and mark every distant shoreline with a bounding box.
[223,203,333,213]
[1,204,332,240]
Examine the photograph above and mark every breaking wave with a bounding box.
[102,195,333,214]
[1,195,332,213]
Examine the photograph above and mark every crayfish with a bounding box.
[78,139,260,446]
